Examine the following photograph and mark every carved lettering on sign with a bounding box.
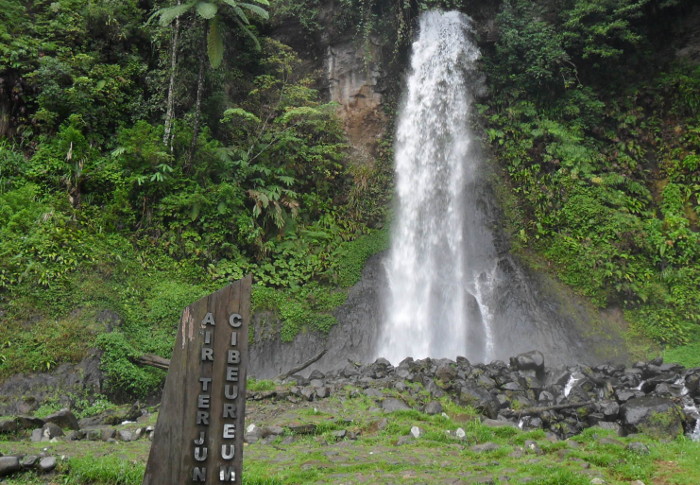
[142,277,250,485]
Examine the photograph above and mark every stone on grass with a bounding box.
[627,442,650,455]
[455,427,466,439]
[620,397,685,439]
[410,426,422,438]
[44,408,79,430]
[20,455,38,468]
[382,398,410,412]
[0,419,18,434]
[395,435,413,446]
[471,442,500,453]
[30,428,43,442]
[41,422,64,439]
[38,456,57,473]
[424,401,443,415]
[331,430,346,440]
[117,430,134,442]
[0,456,21,476]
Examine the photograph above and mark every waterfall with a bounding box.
[376,11,495,364]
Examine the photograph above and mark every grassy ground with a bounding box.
[1,387,699,484]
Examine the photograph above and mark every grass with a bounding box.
[1,385,699,484]
[663,327,700,368]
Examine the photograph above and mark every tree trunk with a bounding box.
[162,0,181,150]
[187,20,207,169]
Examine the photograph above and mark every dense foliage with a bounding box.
[481,0,700,349]
[0,0,390,397]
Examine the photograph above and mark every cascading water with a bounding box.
[376,11,496,364]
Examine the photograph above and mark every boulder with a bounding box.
[0,456,20,476]
[459,384,500,419]
[44,408,79,430]
[38,456,57,473]
[620,397,685,439]
[0,419,18,434]
[41,422,64,440]
[509,351,545,379]
[381,398,411,413]
[424,401,443,415]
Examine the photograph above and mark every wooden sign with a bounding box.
[143,276,251,484]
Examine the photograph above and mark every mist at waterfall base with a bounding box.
[375,11,602,367]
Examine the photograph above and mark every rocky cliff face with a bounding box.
[250,5,631,379]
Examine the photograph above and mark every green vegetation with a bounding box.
[2,387,700,484]
[480,0,700,357]
[0,0,391,398]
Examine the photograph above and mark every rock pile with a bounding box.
[255,351,700,441]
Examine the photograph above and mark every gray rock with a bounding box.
[627,442,650,455]
[424,401,443,415]
[309,379,324,389]
[42,422,64,439]
[101,428,116,441]
[599,400,620,420]
[364,388,383,399]
[30,428,43,442]
[67,429,86,441]
[38,456,57,473]
[117,430,134,442]
[300,387,315,401]
[287,423,317,435]
[410,426,422,438]
[471,442,501,452]
[510,351,545,377]
[331,430,346,440]
[482,418,517,428]
[381,398,411,412]
[524,440,543,454]
[0,419,18,434]
[395,435,413,446]
[20,455,38,468]
[85,428,102,441]
[315,387,330,399]
[44,408,79,430]
[620,397,685,438]
[0,456,21,476]
[265,425,285,436]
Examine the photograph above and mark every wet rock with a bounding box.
[620,397,685,438]
[510,351,545,380]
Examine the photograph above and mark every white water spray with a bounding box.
[376,11,495,364]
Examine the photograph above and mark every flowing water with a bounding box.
[376,11,496,364]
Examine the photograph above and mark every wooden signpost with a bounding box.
[143,276,251,484]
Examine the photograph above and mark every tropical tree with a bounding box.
[150,0,270,158]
